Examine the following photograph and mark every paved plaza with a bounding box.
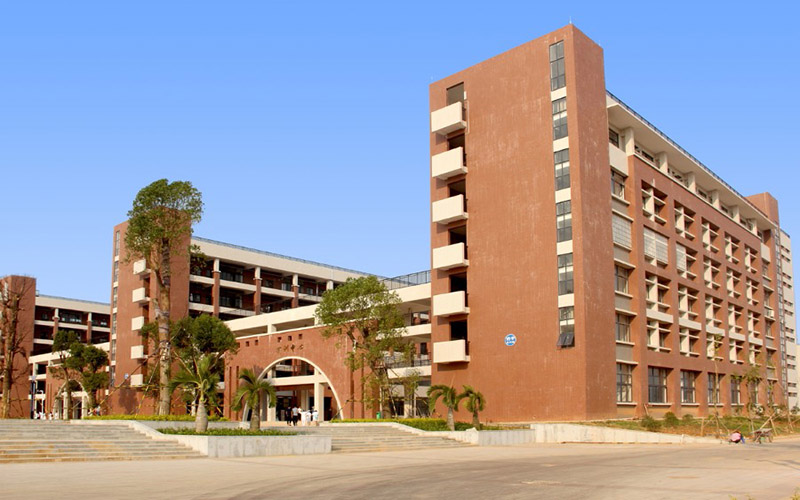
[3,439,800,499]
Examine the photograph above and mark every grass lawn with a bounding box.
[583,414,800,439]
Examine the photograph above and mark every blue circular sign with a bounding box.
[504,334,517,346]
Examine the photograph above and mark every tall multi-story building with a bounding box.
[426,24,796,421]
[109,222,371,414]
[0,275,110,418]
[7,24,796,424]
[216,24,796,425]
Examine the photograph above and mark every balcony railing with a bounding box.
[381,271,431,291]
[384,355,431,369]
[260,299,295,314]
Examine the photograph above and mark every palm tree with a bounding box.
[428,384,460,431]
[457,385,486,429]
[232,368,277,431]
[170,355,219,432]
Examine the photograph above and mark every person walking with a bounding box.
[291,406,300,426]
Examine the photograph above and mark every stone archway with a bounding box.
[243,356,344,424]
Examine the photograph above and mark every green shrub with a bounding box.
[663,412,680,428]
[159,428,294,436]
[85,414,228,422]
[640,416,661,432]
[681,414,695,424]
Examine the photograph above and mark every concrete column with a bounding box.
[86,312,93,344]
[686,172,696,192]
[254,267,262,314]
[710,190,720,209]
[656,152,669,174]
[314,382,324,422]
[212,258,220,317]
[327,280,334,291]
[622,127,635,155]
[53,308,59,340]
[731,205,741,223]
[291,274,299,308]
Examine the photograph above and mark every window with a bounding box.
[446,83,465,106]
[549,41,565,91]
[614,265,629,294]
[112,286,118,309]
[113,261,119,283]
[559,306,574,334]
[615,313,631,342]
[552,97,568,140]
[643,228,669,264]
[708,373,721,405]
[611,172,625,200]
[554,149,570,190]
[617,363,633,403]
[557,253,574,295]
[556,200,572,242]
[557,306,575,348]
[612,214,632,248]
[731,378,741,405]
[680,371,697,404]
[648,367,669,404]
[749,381,759,405]
[609,129,620,148]
[114,231,120,257]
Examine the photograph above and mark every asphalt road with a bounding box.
[3,440,800,499]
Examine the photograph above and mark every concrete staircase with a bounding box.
[0,420,202,463]
[288,425,471,453]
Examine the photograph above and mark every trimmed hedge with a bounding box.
[85,414,228,422]
[159,428,294,436]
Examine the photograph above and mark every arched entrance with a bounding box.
[244,356,344,424]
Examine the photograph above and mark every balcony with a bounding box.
[433,291,469,317]
[129,374,144,387]
[431,147,467,180]
[433,339,469,364]
[131,316,145,332]
[432,243,469,270]
[609,143,628,175]
[430,102,466,136]
[133,259,148,276]
[132,287,149,304]
[432,195,467,225]
[130,345,146,360]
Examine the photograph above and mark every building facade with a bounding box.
[108,222,372,414]
[426,24,796,421]
[4,24,797,424]
[0,275,110,418]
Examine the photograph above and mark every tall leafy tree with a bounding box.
[232,368,276,431]
[172,315,237,416]
[52,330,80,419]
[428,384,460,431]
[314,276,411,417]
[125,179,203,415]
[457,385,486,429]
[65,344,109,413]
[170,355,219,432]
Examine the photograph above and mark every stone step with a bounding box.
[0,454,201,464]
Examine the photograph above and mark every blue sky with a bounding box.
[1,1,798,302]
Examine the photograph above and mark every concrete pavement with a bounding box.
[2,439,800,499]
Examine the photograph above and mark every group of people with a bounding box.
[32,411,55,420]
[285,406,318,426]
